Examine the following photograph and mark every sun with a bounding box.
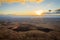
[35,10,43,15]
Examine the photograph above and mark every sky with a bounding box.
[0,0,60,16]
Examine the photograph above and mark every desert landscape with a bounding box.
[0,0,60,40]
[0,17,60,40]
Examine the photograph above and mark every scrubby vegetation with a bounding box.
[0,21,60,40]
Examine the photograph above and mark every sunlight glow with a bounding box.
[35,10,44,15]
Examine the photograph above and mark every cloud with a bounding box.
[36,0,44,3]
[0,0,2,6]
[0,0,26,4]
[0,0,44,4]
[29,0,44,3]
[29,0,36,2]
[0,0,45,6]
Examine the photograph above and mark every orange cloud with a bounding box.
[0,0,44,4]
[29,0,36,2]
[0,0,26,4]
[36,0,44,3]
[29,0,44,3]
[7,0,26,4]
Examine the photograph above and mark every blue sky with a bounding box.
[0,0,60,15]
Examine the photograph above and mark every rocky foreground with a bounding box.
[0,22,60,40]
